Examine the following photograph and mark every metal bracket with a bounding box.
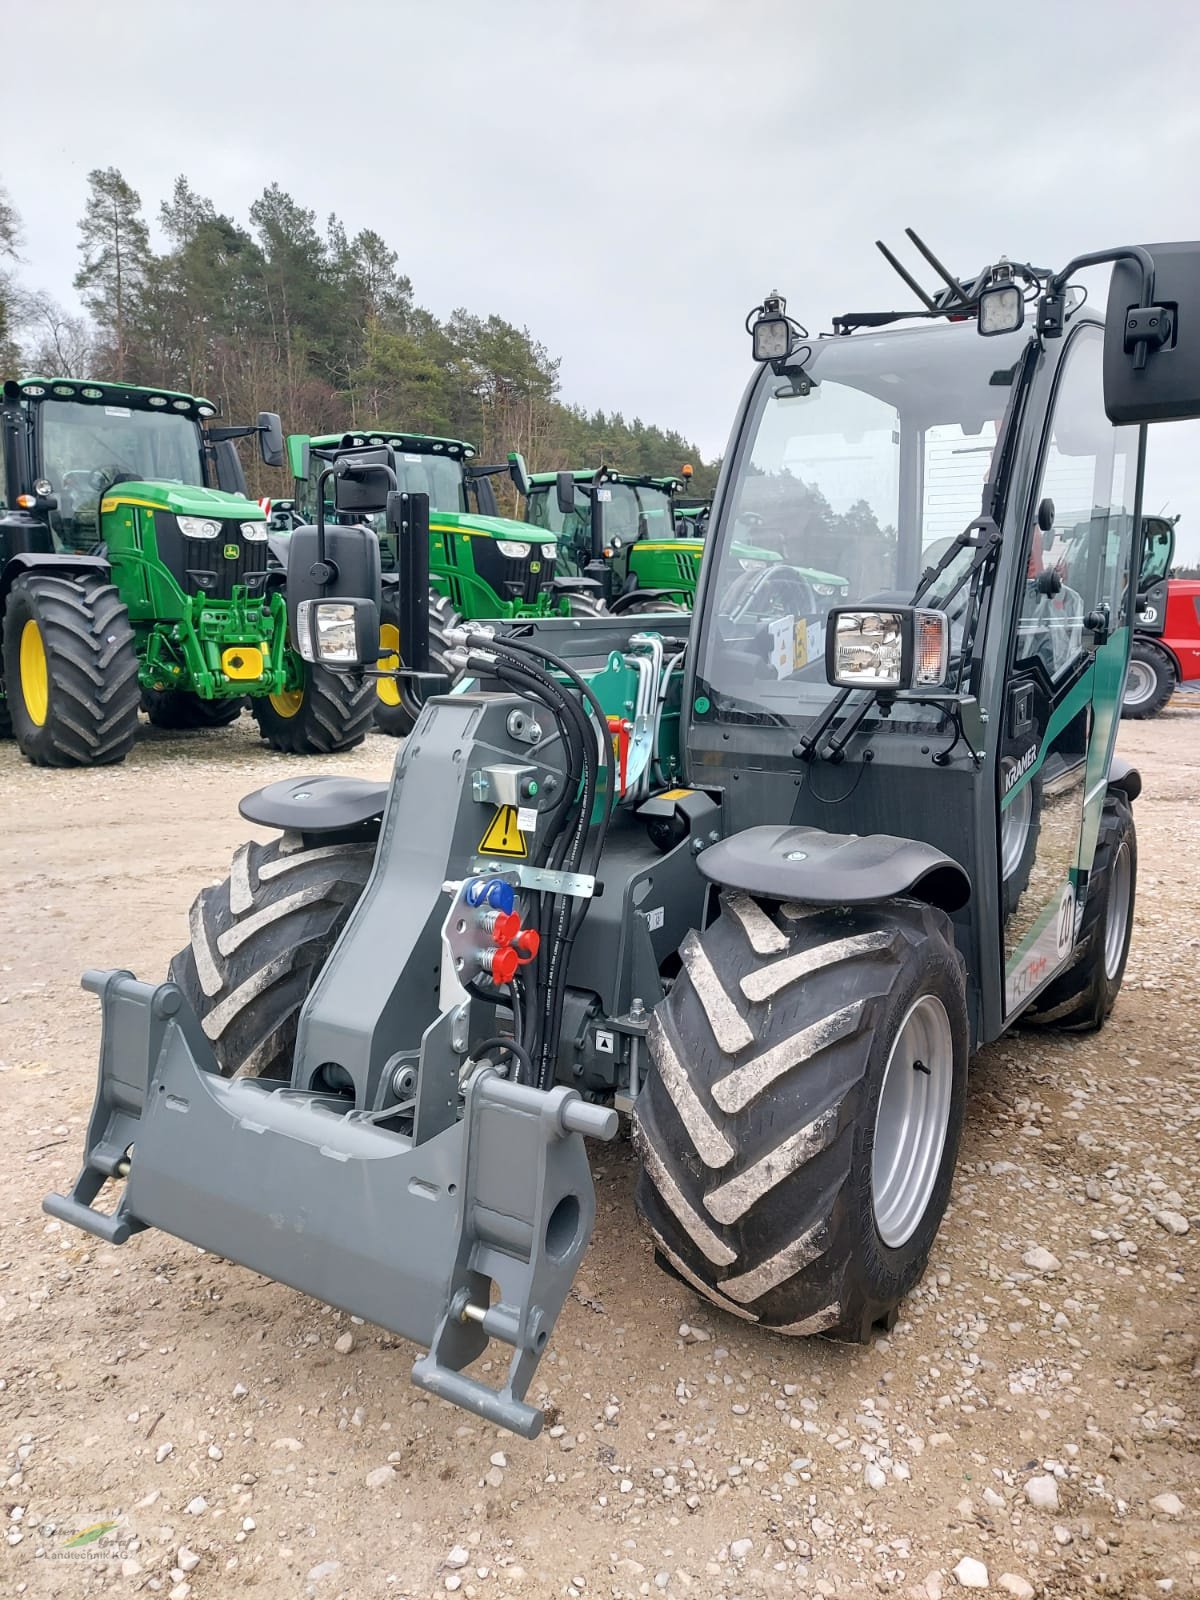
[471,861,596,899]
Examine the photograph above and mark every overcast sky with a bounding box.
[7,0,1200,559]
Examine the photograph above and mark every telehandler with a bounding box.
[1122,514,1200,715]
[47,231,1200,1437]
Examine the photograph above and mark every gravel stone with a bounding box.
[953,1557,989,1589]
[1023,1473,1060,1512]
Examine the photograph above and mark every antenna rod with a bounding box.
[875,240,938,310]
[905,228,971,305]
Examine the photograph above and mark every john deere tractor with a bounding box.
[287,431,597,735]
[48,231,1200,1439]
[0,378,377,764]
[525,465,850,620]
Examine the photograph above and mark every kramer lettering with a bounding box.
[1004,744,1038,793]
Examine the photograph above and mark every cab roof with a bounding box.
[307,431,476,460]
[528,467,684,492]
[9,375,216,418]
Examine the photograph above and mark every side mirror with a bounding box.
[258,412,285,469]
[1104,241,1200,424]
[213,437,248,496]
[295,597,380,672]
[508,451,531,499]
[556,471,577,516]
[332,447,394,515]
[825,606,950,691]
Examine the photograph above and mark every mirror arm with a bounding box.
[313,468,335,584]
[1039,245,1158,361]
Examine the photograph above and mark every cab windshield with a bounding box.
[389,451,466,514]
[39,400,204,549]
[696,320,1032,726]
[529,480,676,546]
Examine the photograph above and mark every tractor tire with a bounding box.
[142,688,245,729]
[1024,792,1136,1032]
[566,592,610,619]
[635,892,969,1340]
[1,571,140,768]
[374,586,459,738]
[250,663,376,755]
[1121,639,1175,719]
[620,597,690,616]
[999,767,1042,919]
[170,836,374,1080]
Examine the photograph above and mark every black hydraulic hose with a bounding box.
[471,1033,535,1084]
[472,631,616,1088]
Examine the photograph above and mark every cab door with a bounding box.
[999,325,1138,1016]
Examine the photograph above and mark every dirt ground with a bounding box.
[2,700,1199,1600]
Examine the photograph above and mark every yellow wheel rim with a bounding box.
[19,619,49,726]
[268,687,305,718]
[377,622,402,707]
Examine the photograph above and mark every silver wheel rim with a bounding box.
[1104,841,1132,980]
[1123,660,1156,708]
[1000,767,1033,881]
[872,994,955,1249]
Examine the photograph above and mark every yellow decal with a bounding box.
[478,805,527,858]
[793,618,809,667]
[657,787,694,801]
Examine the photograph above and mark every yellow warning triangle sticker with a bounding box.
[478,804,527,858]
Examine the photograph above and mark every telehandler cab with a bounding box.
[48,232,1200,1438]
[0,380,380,762]
[1123,513,1200,716]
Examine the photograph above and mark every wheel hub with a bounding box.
[1123,660,1155,707]
[1104,841,1132,980]
[871,994,954,1249]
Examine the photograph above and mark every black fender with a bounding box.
[1107,756,1142,802]
[549,575,604,595]
[0,551,112,612]
[238,775,389,836]
[698,824,971,914]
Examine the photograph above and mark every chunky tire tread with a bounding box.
[251,664,376,755]
[565,592,610,619]
[1024,792,1136,1032]
[169,837,374,1079]
[142,688,244,729]
[2,573,140,767]
[635,893,968,1341]
[1121,639,1175,720]
[374,585,460,738]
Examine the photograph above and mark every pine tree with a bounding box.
[73,167,151,379]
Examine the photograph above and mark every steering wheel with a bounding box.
[726,562,818,624]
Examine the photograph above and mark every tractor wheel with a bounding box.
[635,892,969,1340]
[999,766,1042,918]
[1121,639,1175,719]
[374,586,459,738]
[566,592,610,619]
[620,597,689,616]
[1024,792,1136,1032]
[142,688,245,729]
[251,662,376,755]
[1,572,140,767]
[170,836,374,1080]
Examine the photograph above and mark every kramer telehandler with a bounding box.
[0,378,377,763]
[48,232,1200,1438]
[287,431,586,735]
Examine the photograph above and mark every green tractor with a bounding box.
[0,377,378,764]
[525,465,850,620]
[48,230,1200,1439]
[287,430,598,735]
[523,465,699,613]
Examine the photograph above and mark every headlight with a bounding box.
[240,521,269,542]
[542,543,557,561]
[812,581,838,596]
[296,600,360,665]
[33,479,53,498]
[826,607,948,690]
[495,540,531,559]
[978,281,1024,336]
[178,516,222,539]
[738,557,769,572]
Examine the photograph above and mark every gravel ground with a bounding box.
[1,702,1198,1600]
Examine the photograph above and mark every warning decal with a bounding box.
[478,805,528,858]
